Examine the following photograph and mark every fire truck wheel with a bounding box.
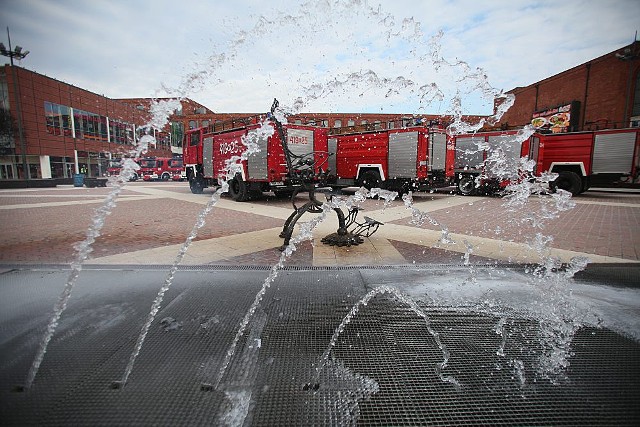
[457,175,476,196]
[359,170,381,190]
[189,177,204,194]
[229,176,250,202]
[161,173,170,181]
[551,171,582,196]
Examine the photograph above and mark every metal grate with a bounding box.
[1,267,638,425]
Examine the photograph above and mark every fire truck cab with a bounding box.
[140,157,183,181]
[104,158,140,181]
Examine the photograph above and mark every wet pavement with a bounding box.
[0,181,638,267]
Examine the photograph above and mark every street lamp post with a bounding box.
[0,27,29,181]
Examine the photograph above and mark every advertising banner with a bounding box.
[531,101,580,133]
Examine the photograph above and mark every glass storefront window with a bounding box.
[50,156,74,179]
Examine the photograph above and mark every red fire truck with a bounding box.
[105,158,140,181]
[140,157,184,181]
[183,116,330,200]
[326,126,452,193]
[447,130,530,195]
[529,127,640,195]
[449,127,640,196]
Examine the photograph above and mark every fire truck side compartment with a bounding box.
[328,137,338,177]
[429,132,447,171]
[247,131,269,180]
[592,131,636,174]
[455,136,485,170]
[388,131,418,178]
[203,137,214,178]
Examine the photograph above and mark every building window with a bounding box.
[171,121,184,148]
[74,109,108,142]
[334,119,342,128]
[44,102,72,136]
[321,120,328,127]
[110,119,134,145]
[136,126,154,142]
[189,120,197,129]
[50,156,74,179]
[156,131,171,147]
[347,119,355,127]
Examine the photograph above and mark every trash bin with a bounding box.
[73,173,85,187]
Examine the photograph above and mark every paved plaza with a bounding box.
[0,181,638,267]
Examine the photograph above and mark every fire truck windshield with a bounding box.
[138,159,156,168]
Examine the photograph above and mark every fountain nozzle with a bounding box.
[110,380,126,390]
[302,382,320,391]
[200,383,215,392]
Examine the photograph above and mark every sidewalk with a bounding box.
[0,182,638,266]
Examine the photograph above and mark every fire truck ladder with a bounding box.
[269,99,383,250]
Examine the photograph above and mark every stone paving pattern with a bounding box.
[0,182,638,266]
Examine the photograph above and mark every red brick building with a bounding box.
[151,106,481,139]
[495,41,640,132]
[0,66,174,181]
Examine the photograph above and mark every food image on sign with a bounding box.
[531,117,547,128]
[531,103,574,133]
[549,113,569,127]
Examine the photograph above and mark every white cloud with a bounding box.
[1,0,638,115]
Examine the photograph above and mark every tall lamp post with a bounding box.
[0,27,29,181]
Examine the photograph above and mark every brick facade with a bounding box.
[496,41,640,131]
[1,66,173,180]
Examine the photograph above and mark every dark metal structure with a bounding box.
[270,99,383,249]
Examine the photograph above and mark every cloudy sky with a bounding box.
[1,0,639,116]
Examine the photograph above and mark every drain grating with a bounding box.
[0,267,638,425]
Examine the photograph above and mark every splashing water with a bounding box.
[117,120,271,387]
[368,187,399,207]
[495,317,508,357]
[23,129,157,390]
[213,186,379,389]
[402,191,454,245]
[309,359,379,426]
[314,284,460,390]
[140,0,603,412]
